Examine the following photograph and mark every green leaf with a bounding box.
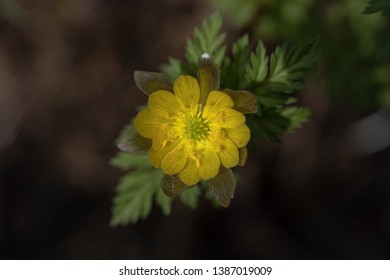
[248,109,290,142]
[221,34,251,89]
[110,170,162,226]
[180,186,201,209]
[110,152,151,170]
[362,2,390,60]
[155,187,172,216]
[254,88,291,108]
[185,11,226,68]
[376,39,390,59]
[245,39,269,86]
[266,38,318,93]
[280,106,314,132]
[160,57,183,80]
[363,0,390,15]
[248,106,312,142]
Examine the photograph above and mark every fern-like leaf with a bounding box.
[185,11,226,67]
[180,186,201,209]
[110,170,163,226]
[245,39,269,86]
[280,106,314,132]
[266,38,318,93]
[221,34,251,89]
[363,0,390,15]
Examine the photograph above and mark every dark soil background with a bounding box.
[1,0,390,259]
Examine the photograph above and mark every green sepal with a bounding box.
[134,71,173,95]
[223,89,258,114]
[116,125,151,154]
[161,174,190,198]
[208,167,237,208]
[238,147,248,166]
[198,54,220,104]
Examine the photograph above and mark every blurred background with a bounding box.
[1,0,390,259]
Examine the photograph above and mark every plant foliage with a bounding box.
[111,12,318,225]
[363,0,390,60]
[110,153,169,226]
[185,11,226,67]
[219,35,318,142]
[363,0,390,16]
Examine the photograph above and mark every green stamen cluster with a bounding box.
[185,117,210,141]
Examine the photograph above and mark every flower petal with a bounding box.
[222,108,245,129]
[178,157,201,186]
[198,54,220,104]
[161,174,189,198]
[207,108,245,129]
[150,140,179,169]
[223,89,258,114]
[216,137,239,168]
[208,167,236,208]
[197,143,220,180]
[117,125,152,154]
[134,109,165,139]
[226,124,250,148]
[173,75,200,114]
[161,144,189,175]
[152,124,178,150]
[148,90,180,118]
[202,90,234,118]
[134,71,173,95]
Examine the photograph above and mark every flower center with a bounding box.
[184,116,210,141]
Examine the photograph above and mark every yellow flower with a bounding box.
[135,75,249,185]
[124,55,257,207]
